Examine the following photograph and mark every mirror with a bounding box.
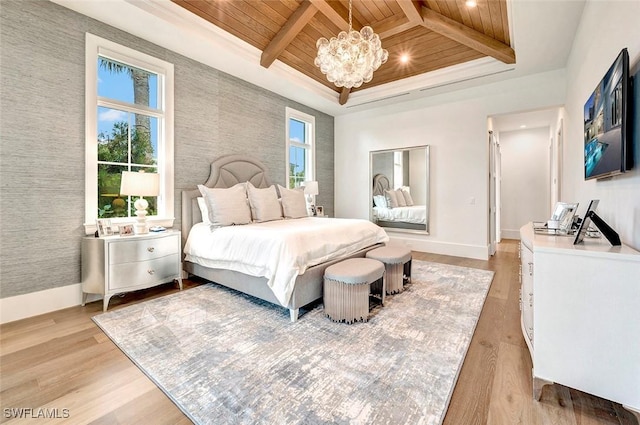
[370,146,429,233]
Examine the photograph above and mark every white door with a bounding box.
[488,131,498,256]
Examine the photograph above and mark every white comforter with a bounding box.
[373,205,427,224]
[184,217,389,306]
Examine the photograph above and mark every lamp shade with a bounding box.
[303,181,319,196]
[120,171,160,197]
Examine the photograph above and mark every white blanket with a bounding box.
[184,217,389,306]
[373,205,427,224]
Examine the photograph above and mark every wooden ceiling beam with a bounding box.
[396,0,423,24]
[379,20,416,39]
[339,87,350,105]
[260,2,318,68]
[309,0,362,32]
[420,6,516,64]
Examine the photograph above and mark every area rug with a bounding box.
[93,260,493,425]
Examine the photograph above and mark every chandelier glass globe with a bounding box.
[314,2,388,89]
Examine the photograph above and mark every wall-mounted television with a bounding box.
[583,48,634,180]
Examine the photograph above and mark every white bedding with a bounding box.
[184,217,389,306]
[373,205,427,224]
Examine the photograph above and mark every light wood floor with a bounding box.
[1,240,637,424]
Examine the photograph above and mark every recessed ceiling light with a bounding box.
[520,124,527,128]
[400,54,409,64]
[465,0,477,7]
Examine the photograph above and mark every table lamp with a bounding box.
[303,181,319,216]
[120,171,159,234]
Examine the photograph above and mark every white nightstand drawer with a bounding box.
[108,254,180,291]
[108,234,178,265]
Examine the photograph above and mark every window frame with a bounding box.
[285,107,315,189]
[84,33,174,233]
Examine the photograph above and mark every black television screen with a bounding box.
[583,48,632,180]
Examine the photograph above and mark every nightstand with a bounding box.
[81,230,182,311]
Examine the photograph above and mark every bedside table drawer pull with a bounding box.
[147,247,155,252]
[147,269,155,275]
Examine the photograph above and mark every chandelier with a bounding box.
[314,0,388,89]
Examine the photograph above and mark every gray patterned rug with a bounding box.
[93,260,493,425]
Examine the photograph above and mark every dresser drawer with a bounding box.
[108,234,179,265]
[108,253,180,291]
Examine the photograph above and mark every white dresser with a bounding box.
[519,223,640,416]
[81,230,182,311]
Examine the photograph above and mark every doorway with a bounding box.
[488,107,563,242]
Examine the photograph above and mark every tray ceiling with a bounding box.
[171,0,514,105]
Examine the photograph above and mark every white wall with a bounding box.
[563,0,640,250]
[335,69,566,259]
[499,127,551,238]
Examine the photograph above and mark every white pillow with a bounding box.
[196,197,211,224]
[198,183,251,227]
[401,188,414,206]
[385,189,398,208]
[246,182,283,223]
[278,185,308,219]
[395,188,407,207]
[373,195,387,208]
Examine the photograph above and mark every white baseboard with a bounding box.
[0,284,96,324]
[386,232,489,260]
[501,229,521,240]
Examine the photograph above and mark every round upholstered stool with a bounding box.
[323,258,385,323]
[366,246,412,294]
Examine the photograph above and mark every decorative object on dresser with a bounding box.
[119,170,160,234]
[181,155,388,322]
[92,260,494,425]
[95,218,113,237]
[519,222,640,420]
[573,199,621,246]
[81,230,182,311]
[315,205,324,216]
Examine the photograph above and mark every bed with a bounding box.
[182,155,388,322]
[372,173,427,230]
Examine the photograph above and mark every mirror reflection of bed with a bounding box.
[370,146,429,233]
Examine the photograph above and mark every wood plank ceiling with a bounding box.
[171,0,514,105]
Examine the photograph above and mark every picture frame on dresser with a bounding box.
[119,224,134,236]
[96,219,113,237]
[315,206,324,216]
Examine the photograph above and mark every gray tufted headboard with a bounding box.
[372,173,391,197]
[181,154,273,247]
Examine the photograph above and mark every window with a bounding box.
[85,34,174,232]
[393,151,403,189]
[285,107,315,189]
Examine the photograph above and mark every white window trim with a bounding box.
[285,107,315,189]
[84,33,175,234]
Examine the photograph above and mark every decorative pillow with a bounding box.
[385,189,398,208]
[246,182,283,223]
[373,195,387,208]
[401,188,414,206]
[278,185,308,219]
[395,188,407,207]
[196,197,211,224]
[197,183,251,227]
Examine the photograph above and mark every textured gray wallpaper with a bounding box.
[0,0,334,299]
